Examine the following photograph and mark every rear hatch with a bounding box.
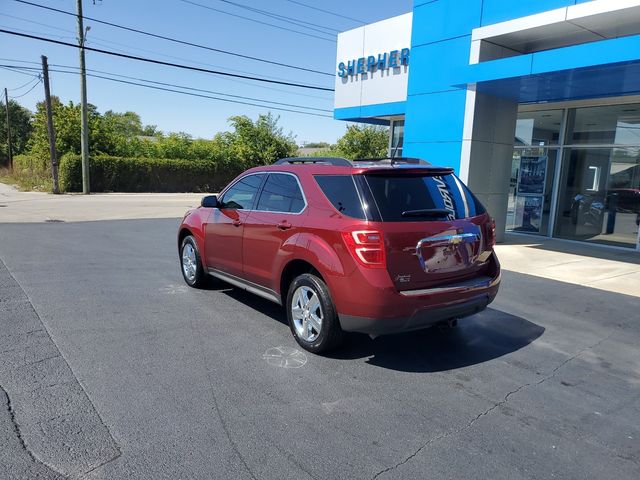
[361,169,493,291]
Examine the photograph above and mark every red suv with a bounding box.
[178,157,500,353]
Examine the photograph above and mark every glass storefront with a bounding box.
[509,103,640,249]
[390,120,404,158]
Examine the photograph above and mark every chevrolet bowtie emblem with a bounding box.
[450,236,463,245]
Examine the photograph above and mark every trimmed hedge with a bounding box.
[59,155,242,193]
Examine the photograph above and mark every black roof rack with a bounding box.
[273,157,435,167]
[353,157,431,165]
[274,157,352,167]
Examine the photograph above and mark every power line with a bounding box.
[215,0,340,34]
[84,74,333,118]
[0,64,41,78]
[282,0,366,25]
[0,12,77,36]
[11,1,333,77]
[1,64,334,118]
[12,0,334,76]
[0,57,333,101]
[2,63,331,112]
[2,13,308,83]
[180,0,335,43]
[0,28,335,92]
[0,22,75,42]
[7,75,40,91]
[9,78,42,99]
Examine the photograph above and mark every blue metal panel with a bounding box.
[457,35,640,101]
[411,0,482,47]
[531,35,640,74]
[452,53,533,86]
[404,90,467,143]
[476,61,640,104]
[334,101,406,124]
[480,0,575,25]
[403,141,463,172]
[408,36,473,95]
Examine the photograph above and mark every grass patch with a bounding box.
[0,166,53,192]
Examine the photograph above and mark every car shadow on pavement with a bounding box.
[219,286,544,373]
[331,308,545,372]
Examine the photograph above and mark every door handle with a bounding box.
[276,221,292,230]
[232,219,242,227]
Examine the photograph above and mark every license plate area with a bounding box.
[416,227,481,274]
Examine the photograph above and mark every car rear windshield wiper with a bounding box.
[401,209,451,218]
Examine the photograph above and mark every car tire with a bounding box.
[286,273,343,354]
[180,235,207,288]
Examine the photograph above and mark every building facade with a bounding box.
[333,0,640,251]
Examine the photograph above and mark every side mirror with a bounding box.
[201,195,218,208]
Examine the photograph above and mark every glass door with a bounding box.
[508,147,558,235]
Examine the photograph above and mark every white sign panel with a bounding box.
[334,13,413,110]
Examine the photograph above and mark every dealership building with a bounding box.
[333,0,640,251]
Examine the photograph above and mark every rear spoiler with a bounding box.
[361,166,455,176]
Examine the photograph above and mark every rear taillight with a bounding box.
[342,230,386,268]
[486,218,496,248]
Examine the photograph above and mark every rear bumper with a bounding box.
[340,293,492,335]
[337,269,500,335]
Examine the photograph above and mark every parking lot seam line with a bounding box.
[0,255,123,476]
[79,450,123,478]
[370,331,616,480]
[0,384,65,477]
[583,271,640,286]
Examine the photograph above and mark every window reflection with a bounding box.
[515,110,562,146]
[555,147,640,248]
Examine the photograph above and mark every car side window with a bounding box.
[220,174,264,210]
[256,173,305,213]
[314,175,366,219]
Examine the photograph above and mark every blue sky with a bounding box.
[0,0,412,144]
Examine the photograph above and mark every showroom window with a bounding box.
[389,119,404,158]
[510,104,640,249]
[508,110,562,236]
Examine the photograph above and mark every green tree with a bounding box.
[0,99,33,165]
[302,141,330,149]
[141,124,159,136]
[332,124,389,159]
[27,98,132,160]
[215,113,297,168]
[102,111,144,137]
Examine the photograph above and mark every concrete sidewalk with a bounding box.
[1,182,638,298]
[0,182,203,222]
[496,234,640,297]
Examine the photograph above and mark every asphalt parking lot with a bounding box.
[1,214,639,479]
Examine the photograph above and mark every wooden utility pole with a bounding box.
[77,0,90,194]
[41,56,59,194]
[3,87,13,170]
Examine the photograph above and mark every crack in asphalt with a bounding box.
[19,354,62,368]
[187,316,259,480]
[187,314,319,480]
[370,332,615,480]
[0,256,122,478]
[0,383,66,478]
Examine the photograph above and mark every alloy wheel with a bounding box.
[291,286,323,342]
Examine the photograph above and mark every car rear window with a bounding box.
[364,173,486,221]
[314,175,366,219]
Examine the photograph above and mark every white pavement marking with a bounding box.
[263,346,307,369]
